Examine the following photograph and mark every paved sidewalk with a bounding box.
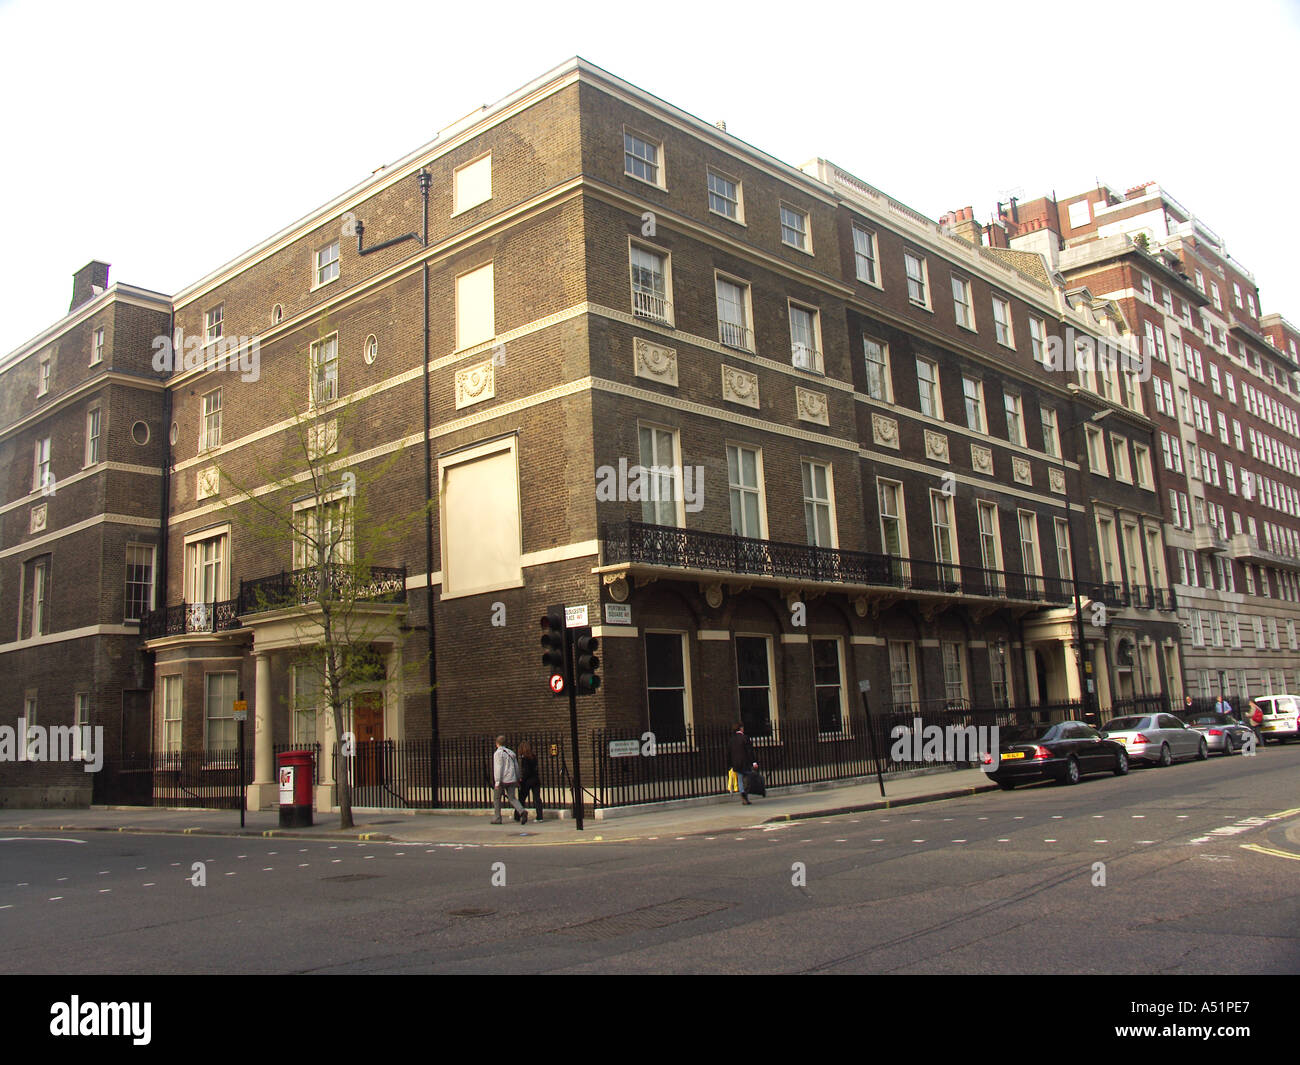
[0,768,999,846]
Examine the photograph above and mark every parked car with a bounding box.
[1253,694,1300,744]
[1181,711,1253,755]
[985,721,1129,789]
[1101,712,1207,765]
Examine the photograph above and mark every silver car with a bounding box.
[1101,712,1208,765]
[1181,711,1253,755]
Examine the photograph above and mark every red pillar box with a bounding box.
[277,750,315,828]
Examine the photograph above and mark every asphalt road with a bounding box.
[2,745,1297,974]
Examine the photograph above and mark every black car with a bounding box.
[985,720,1129,790]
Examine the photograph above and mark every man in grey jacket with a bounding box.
[491,736,528,825]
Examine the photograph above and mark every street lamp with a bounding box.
[1059,406,1113,723]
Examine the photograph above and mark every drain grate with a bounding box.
[321,874,381,882]
[551,897,731,941]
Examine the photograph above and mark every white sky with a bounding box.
[2,0,1298,356]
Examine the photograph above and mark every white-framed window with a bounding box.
[201,388,222,450]
[1029,316,1045,362]
[1040,406,1061,459]
[161,675,182,753]
[812,637,848,735]
[863,336,891,401]
[736,635,777,737]
[292,493,354,571]
[455,262,495,350]
[802,458,836,548]
[989,640,1011,707]
[879,479,908,576]
[1110,434,1132,483]
[715,274,752,351]
[205,304,224,344]
[904,251,929,308]
[1133,443,1153,489]
[24,557,50,638]
[1195,269,1205,293]
[292,663,323,746]
[1054,517,1073,581]
[962,376,986,433]
[978,500,1003,587]
[310,335,338,405]
[779,203,810,253]
[1085,424,1108,475]
[852,224,879,286]
[707,168,742,222]
[942,641,968,705]
[623,129,663,187]
[930,489,958,584]
[1233,282,1243,309]
[204,671,239,757]
[639,423,682,528]
[992,296,1014,347]
[629,242,672,324]
[1018,509,1042,592]
[184,526,230,606]
[888,641,917,709]
[33,436,51,493]
[1139,274,1154,303]
[1096,516,1120,584]
[124,543,155,622]
[916,357,942,419]
[951,276,974,329]
[452,153,492,214]
[85,406,102,466]
[91,327,104,366]
[1004,391,1025,446]
[75,692,91,732]
[1210,282,1221,311]
[38,354,51,396]
[644,631,692,744]
[727,443,766,539]
[315,240,340,288]
[789,302,822,372]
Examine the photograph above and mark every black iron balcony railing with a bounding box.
[601,521,1073,605]
[1078,580,1128,609]
[237,563,407,615]
[142,599,241,639]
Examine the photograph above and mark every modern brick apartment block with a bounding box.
[968,183,1300,704]
[0,263,171,805]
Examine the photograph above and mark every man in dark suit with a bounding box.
[728,723,756,806]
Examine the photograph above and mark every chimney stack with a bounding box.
[944,206,983,245]
[70,261,110,312]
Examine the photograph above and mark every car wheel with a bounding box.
[1196,739,1208,761]
[1113,749,1129,776]
[1158,744,1172,767]
[1057,756,1081,785]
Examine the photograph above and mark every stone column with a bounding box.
[247,650,276,811]
[1023,643,1040,703]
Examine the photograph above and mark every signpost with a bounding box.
[858,679,886,799]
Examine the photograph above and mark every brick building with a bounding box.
[0,263,170,805]
[13,60,1294,812]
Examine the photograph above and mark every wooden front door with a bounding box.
[352,691,384,787]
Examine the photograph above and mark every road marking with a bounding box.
[98,871,108,875]
[1240,843,1300,861]
[1044,839,1057,843]
[1267,806,1300,820]
[1051,815,1062,819]
[1177,815,1189,819]
[997,839,1010,842]
[912,839,926,843]
[263,867,273,871]
[1094,839,1109,843]
[143,883,155,887]
[1131,815,1145,819]
[1138,841,1155,844]
[56,877,67,882]
[225,872,236,877]
[298,863,309,868]
[48,897,62,901]
[98,889,110,894]
[871,838,884,842]
[952,839,966,843]
[0,838,86,844]
[136,866,146,870]
[0,905,12,909]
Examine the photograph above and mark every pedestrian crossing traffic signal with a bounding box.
[573,627,600,695]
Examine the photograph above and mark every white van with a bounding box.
[1253,694,1300,743]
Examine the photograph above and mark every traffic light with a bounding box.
[573,626,600,695]
[540,609,567,696]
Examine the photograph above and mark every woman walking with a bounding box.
[517,740,544,822]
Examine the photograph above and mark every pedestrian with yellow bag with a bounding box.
[727,722,756,806]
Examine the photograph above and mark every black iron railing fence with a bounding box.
[601,521,1074,604]
[93,701,1102,811]
[1103,694,1171,720]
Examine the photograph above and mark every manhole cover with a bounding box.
[552,897,731,940]
[322,874,381,882]
[447,907,496,917]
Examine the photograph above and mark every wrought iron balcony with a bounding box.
[238,564,407,615]
[1078,580,1129,609]
[718,321,754,352]
[632,289,672,324]
[600,521,1073,605]
[142,599,241,639]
